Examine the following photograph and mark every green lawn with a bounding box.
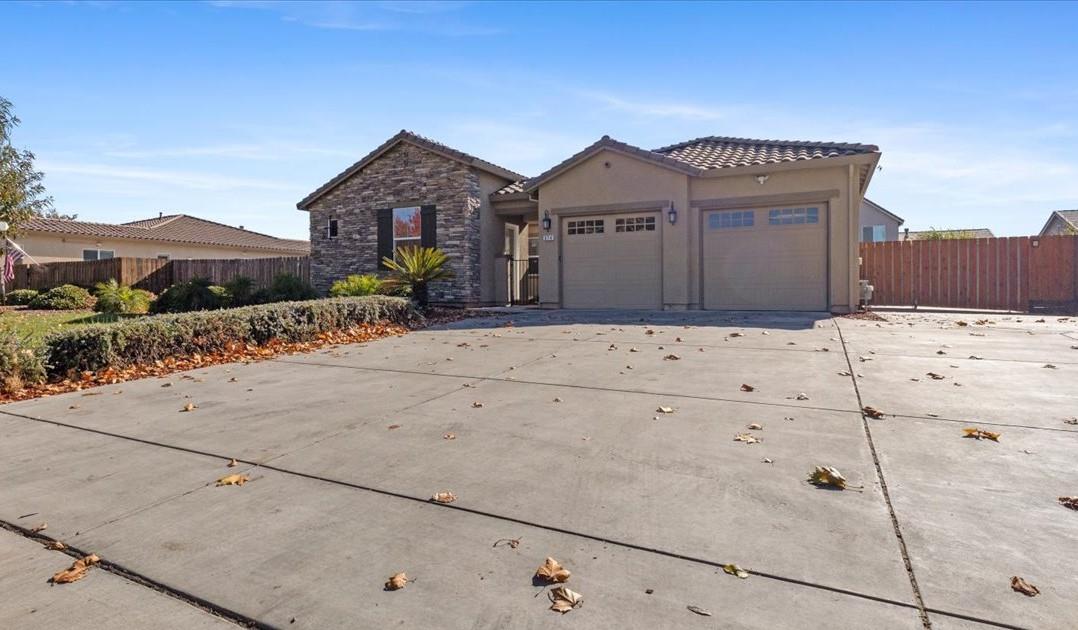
[0,310,125,347]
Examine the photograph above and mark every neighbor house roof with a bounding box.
[862,198,904,225]
[21,214,309,254]
[523,134,879,193]
[1038,209,1078,236]
[297,130,525,210]
[901,228,995,240]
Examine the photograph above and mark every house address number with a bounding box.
[542,234,555,241]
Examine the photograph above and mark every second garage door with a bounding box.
[701,206,828,311]
[561,212,662,309]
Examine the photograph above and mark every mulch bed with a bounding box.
[839,310,888,322]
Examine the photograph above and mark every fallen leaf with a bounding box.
[675,337,683,342]
[956,320,968,327]
[740,384,755,392]
[722,563,749,579]
[431,491,457,504]
[443,433,456,440]
[216,473,250,487]
[1010,576,1040,597]
[629,347,639,352]
[227,458,238,467]
[926,372,946,380]
[747,423,763,430]
[686,605,712,616]
[663,354,681,361]
[552,397,563,403]
[728,332,744,338]
[30,522,47,533]
[1044,364,1058,369]
[838,371,851,376]
[180,402,197,412]
[807,465,848,489]
[656,406,675,414]
[761,457,773,464]
[44,540,65,551]
[734,433,761,444]
[387,424,401,430]
[1064,418,1078,425]
[535,557,571,583]
[472,402,484,408]
[794,392,809,401]
[969,355,984,360]
[962,427,1001,441]
[160,382,172,388]
[493,537,521,549]
[1058,496,1078,511]
[385,572,409,590]
[863,406,886,419]
[50,554,100,584]
[549,586,583,613]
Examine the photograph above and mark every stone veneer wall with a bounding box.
[307,142,483,303]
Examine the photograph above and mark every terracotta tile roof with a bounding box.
[297,130,524,210]
[653,135,879,170]
[21,214,309,254]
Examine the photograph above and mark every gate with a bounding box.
[507,258,539,305]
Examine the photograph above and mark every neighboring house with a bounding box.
[1038,210,1078,236]
[900,228,995,240]
[14,214,309,263]
[298,130,880,312]
[859,198,904,242]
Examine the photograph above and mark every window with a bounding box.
[708,210,754,229]
[528,234,539,258]
[566,219,604,235]
[325,218,339,239]
[392,206,422,258]
[862,225,887,242]
[82,249,115,261]
[615,216,656,233]
[768,207,819,225]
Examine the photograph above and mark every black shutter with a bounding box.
[420,205,437,248]
[377,208,393,269]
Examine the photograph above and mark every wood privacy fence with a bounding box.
[860,235,1078,312]
[11,256,310,294]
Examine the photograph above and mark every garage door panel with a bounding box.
[702,207,827,311]
[562,213,661,309]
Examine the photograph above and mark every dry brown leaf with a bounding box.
[493,537,521,549]
[962,427,1001,441]
[431,491,457,504]
[747,423,762,430]
[216,473,250,487]
[471,401,484,408]
[51,554,100,584]
[629,347,639,352]
[1043,364,1057,369]
[535,557,571,583]
[30,522,47,533]
[740,383,755,392]
[227,458,238,467]
[44,540,66,551]
[443,433,456,440]
[387,424,401,430]
[1058,496,1078,510]
[656,406,675,414]
[863,406,886,419]
[385,572,409,590]
[926,372,946,380]
[728,332,744,338]
[794,392,810,401]
[722,563,749,579]
[1010,576,1040,597]
[549,586,582,613]
[733,433,761,444]
[663,354,681,361]
[686,605,712,616]
[808,465,848,489]
[180,402,197,412]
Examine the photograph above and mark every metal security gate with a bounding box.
[507,257,539,305]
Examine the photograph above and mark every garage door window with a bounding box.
[708,210,754,229]
[615,216,656,233]
[768,207,819,225]
[566,219,604,235]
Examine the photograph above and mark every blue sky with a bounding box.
[2,1,1076,239]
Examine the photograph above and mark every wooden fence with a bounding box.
[11,256,310,294]
[860,235,1078,312]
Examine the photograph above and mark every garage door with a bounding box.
[561,212,662,309]
[701,206,827,311]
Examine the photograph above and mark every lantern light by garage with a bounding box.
[541,211,552,231]
[667,206,677,225]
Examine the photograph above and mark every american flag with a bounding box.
[3,239,23,282]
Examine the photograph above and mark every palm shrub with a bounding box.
[93,279,154,314]
[381,246,453,309]
[330,274,383,297]
[151,277,226,313]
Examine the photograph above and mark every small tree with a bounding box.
[918,227,976,241]
[381,246,454,309]
[0,97,53,232]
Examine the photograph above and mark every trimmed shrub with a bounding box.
[4,289,39,306]
[330,274,382,297]
[28,284,95,310]
[0,330,46,394]
[93,279,154,315]
[44,295,419,376]
[151,278,227,313]
[267,273,316,302]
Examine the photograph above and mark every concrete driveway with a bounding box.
[1,309,1075,629]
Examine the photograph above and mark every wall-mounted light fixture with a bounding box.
[541,211,552,232]
[754,174,769,185]
[667,206,678,225]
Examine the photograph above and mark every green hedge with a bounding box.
[43,295,419,376]
[4,289,39,306]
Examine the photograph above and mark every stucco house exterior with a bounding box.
[1038,210,1078,236]
[298,130,881,313]
[15,214,309,263]
[859,198,903,242]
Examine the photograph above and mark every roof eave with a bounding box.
[523,137,702,193]
[694,151,881,178]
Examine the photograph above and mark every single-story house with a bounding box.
[15,214,309,263]
[859,198,903,242]
[1038,210,1078,237]
[298,130,881,312]
[900,228,995,241]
